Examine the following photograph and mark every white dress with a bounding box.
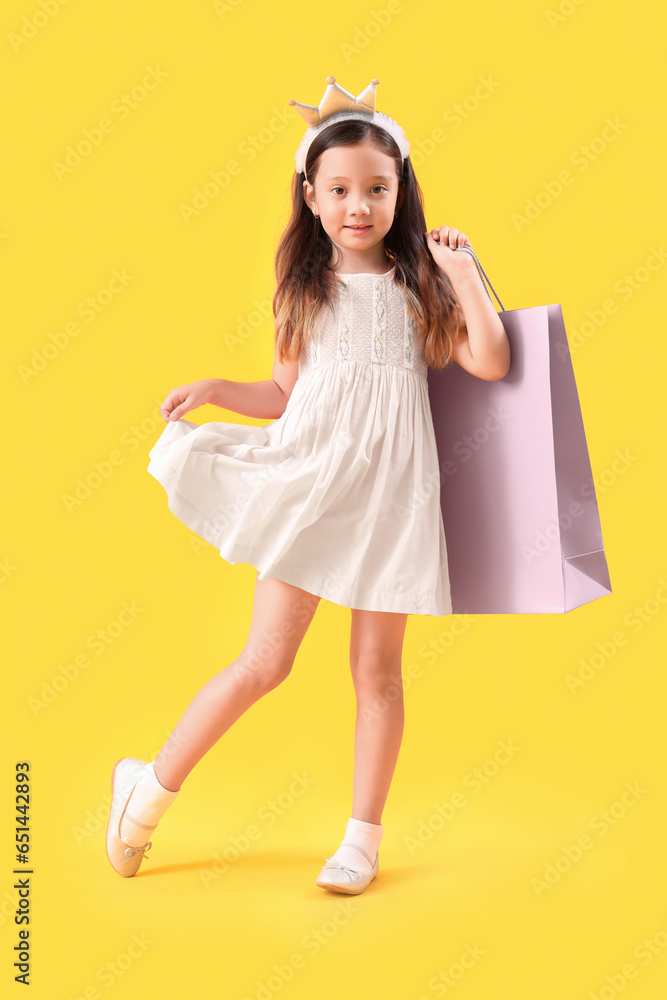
[146,265,452,616]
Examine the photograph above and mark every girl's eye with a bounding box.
[331,186,387,195]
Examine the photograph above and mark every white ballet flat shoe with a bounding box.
[105,757,157,878]
[315,841,379,895]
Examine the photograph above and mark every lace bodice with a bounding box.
[297,267,428,381]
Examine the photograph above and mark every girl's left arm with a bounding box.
[425,227,510,381]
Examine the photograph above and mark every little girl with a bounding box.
[105,76,510,894]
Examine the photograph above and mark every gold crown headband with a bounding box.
[289,76,411,182]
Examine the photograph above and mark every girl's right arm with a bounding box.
[160,351,299,423]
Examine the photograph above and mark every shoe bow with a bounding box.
[322,856,367,880]
[122,841,153,865]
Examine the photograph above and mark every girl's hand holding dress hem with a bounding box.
[159,379,221,423]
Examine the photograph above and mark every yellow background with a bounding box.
[2,0,666,997]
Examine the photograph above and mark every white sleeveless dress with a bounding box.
[146,265,452,616]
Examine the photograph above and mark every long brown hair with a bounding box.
[273,117,463,370]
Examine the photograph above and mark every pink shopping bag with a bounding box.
[427,247,612,613]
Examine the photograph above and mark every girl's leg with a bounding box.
[348,608,408,824]
[321,609,407,880]
[152,575,321,791]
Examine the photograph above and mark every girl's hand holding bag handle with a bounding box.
[427,246,612,614]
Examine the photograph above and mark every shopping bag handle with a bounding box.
[453,246,505,311]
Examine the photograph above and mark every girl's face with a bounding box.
[303,140,404,266]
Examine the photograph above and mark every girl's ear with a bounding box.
[303,179,316,213]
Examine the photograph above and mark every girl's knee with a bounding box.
[351,654,403,694]
[234,650,294,692]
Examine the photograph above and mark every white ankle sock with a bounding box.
[331,816,383,875]
[119,761,181,848]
